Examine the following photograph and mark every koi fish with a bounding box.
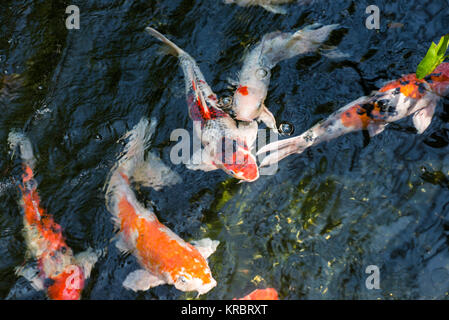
[104,117,219,295]
[8,131,99,300]
[146,27,259,182]
[257,62,449,166]
[231,24,341,130]
[234,288,279,300]
[223,0,294,14]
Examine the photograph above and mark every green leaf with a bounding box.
[437,35,449,56]
[416,34,449,79]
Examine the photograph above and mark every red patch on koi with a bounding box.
[188,85,228,125]
[119,172,130,185]
[237,86,249,96]
[217,138,259,181]
[47,267,84,300]
[191,80,211,120]
[341,104,372,129]
[23,165,33,182]
[20,176,67,252]
[379,74,427,99]
[340,101,386,129]
[428,63,449,95]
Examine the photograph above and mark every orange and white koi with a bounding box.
[257,62,449,166]
[8,132,99,300]
[231,24,341,130]
[234,288,279,300]
[104,117,219,295]
[146,27,259,182]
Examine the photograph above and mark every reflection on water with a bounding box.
[1,0,449,299]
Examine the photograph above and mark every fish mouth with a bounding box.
[196,278,217,296]
[223,161,259,182]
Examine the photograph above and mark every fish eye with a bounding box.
[178,276,187,283]
[256,68,268,79]
[222,96,232,106]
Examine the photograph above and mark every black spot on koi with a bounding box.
[417,82,427,94]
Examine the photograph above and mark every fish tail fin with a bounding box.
[296,23,339,44]
[256,135,308,167]
[318,44,350,59]
[293,24,349,60]
[145,26,185,57]
[8,131,36,171]
[75,247,106,279]
[261,24,341,66]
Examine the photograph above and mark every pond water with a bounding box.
[1,0,449,299]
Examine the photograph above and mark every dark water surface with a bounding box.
[1,0,449,300]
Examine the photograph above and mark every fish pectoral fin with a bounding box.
[413,103,436,134]
[367,122,387,137]
[318,44,350,60]
[258,104,278,132]
[260,3,287,14]
[75,247,104,279]
[15,266,44,291]
[237,121,258,151]
[191,238,220,260]
[115,236,133,255]
[186,148,218,172]
[123,269,165,292]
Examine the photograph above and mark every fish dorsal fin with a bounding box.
[413,101,437,134]
[191,238,220,260]
[257,104,278,131]
[260,3,287,14]
[191,76,212,120]
[114,234,135,256]
[367,122,387,137]
[75,247,104,279]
